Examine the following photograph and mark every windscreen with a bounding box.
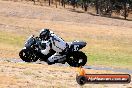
[25,35,35,48]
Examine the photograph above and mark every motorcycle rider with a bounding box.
[39,29,69,65]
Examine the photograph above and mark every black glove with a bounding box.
[34,43,41,53]
[41,42,46,50]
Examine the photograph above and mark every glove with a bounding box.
[41,42,46,50]
[34,43,41,53]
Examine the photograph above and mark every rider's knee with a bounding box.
[47,59,55,65]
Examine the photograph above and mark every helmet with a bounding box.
[39,29,50,40]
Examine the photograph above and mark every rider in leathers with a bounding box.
[39,29,68,65]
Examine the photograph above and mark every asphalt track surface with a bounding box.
[1,58,132,74]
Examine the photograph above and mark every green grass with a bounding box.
[0,31,26,47]
[0,30,132,69]
[87,51,132,69]
[85,38,132,69]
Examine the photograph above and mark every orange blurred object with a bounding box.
[78,66,86,76]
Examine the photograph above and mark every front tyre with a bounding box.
[67,51,87,67]
[19,49,38,62]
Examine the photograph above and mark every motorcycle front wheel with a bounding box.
[19,49,38,62]
[67,51,87,67]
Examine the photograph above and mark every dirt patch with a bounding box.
[0,61,131,88]
[0,0,132,28]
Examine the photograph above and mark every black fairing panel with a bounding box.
[70,41,87,51]
[25,37,35,48]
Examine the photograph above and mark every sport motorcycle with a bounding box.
[19,35,87,67]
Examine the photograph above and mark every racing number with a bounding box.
[74,45,79,51]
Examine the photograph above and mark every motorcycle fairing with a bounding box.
[70,41,87,51]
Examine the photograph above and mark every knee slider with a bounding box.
[47,60,54,65]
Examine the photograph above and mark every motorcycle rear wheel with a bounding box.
[67,51,87,67]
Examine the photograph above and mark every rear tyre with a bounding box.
[19,49,38,62]
[67,51,87,67]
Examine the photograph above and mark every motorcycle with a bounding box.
[19,35,87,67]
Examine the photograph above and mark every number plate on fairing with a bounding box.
[73,45,80,51]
